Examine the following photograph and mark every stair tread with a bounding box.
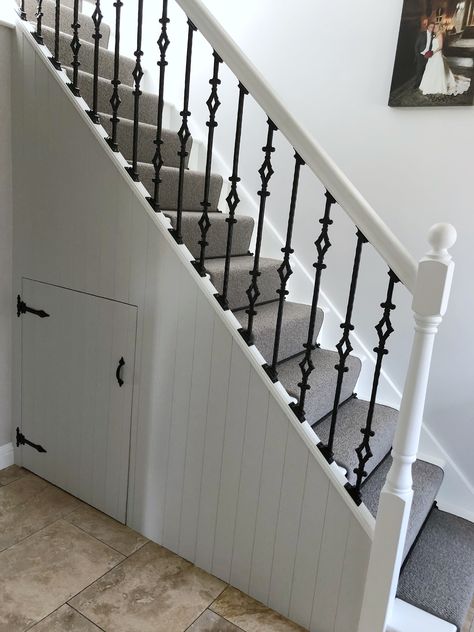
[278,350,361,423]
[98,113,187,169]
[234,302,324,365]
[164,211,254,259]
[314,397,397,484]
[136,162,223,213]
[205,256,281,311]
[397,509,474,630]
[362,456,444,559]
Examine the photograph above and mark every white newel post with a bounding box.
[358,223,457,632]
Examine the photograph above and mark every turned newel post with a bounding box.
[358,223,456,632]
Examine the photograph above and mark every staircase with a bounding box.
[12,1,474,631]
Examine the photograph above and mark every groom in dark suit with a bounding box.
[414,22,435,88]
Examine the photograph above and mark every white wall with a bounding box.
[0,24,13,452]
[174,0,474,491]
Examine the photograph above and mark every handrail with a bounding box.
[175,0,418,292]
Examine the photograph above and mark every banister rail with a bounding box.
[175,0,418,292]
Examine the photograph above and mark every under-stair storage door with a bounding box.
[19,279,137,523]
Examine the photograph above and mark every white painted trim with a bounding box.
[0,0,18,28]
[0,442,14,470]
[175,0,418,291]
[387,599,456,632]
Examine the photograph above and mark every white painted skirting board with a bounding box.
[387,599,456,632]
[0,442,14,470]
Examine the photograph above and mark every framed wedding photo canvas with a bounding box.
[389,0,474,106]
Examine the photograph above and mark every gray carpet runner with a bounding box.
[23,2,473,628]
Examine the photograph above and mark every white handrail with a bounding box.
[175,0,418,292]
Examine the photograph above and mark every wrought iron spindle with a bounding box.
[18,0,27,20]
[241,119,278,345]
[216,82,248,310]
[290,191,336,422]
[265,152,305,382]
[68,0,81,96]
[193,51,222,276]
[49,0,62,69]
[106,0,123,152]
[149,0,170,211]
[348,269,399,504]
[33,0,44,45]
[172,20,197,244]
[86,0,103,123]
[320,229,368,462]
[126,0,145,181]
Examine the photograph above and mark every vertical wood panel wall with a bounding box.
[12,28,374,632]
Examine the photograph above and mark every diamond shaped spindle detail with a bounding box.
[278,259,293,286]
[258,158,274,188]
[92,3,103,32]
[226,189,240,214]
[158,31,170,58]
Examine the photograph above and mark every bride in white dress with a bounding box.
[419,26,471,96]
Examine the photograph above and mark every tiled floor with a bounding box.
[0,465,305,632]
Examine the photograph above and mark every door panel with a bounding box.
[20,279,137,522]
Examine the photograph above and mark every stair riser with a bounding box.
[43,28,135,88]
[165,212,254,259]
[99,116,186,169]
[209,266,280,311]
[23,0,110,48]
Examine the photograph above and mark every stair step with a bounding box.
[278,350,361,423]
[137,162,223,213]
[314,398,397,484]
[42,27,134,87]
[362,457,444,559]
[397,509,474,631]
[205,257,281,311]
[99,114,187,169]
[67,69,159,126]
[22,0,110,48]
[234,302,324,365]
[164,212,254,259]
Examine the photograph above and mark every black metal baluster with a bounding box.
[290,191,335,422]
[126,0,145,181]
[86,0,103,124]
[18,0,27,20]
[149,0,170,211]
[216,82,248,310]
[240,119,278,346]
[347,269,399,504]
[49,0,62,70]
[172,19,196,244]
[106,0,123,152]
[319,229,368,462]
[67,0,81,96]
[33,0,44,44]
[265,152,305,381]
[192,51,222,276]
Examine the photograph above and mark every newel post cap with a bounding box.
[412,223,456,317]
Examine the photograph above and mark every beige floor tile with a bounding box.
[187,609,243,631]
[0,479,81,552]
[211,587,307,632]
[0,519,124,632]
[29,604,102,631]
[0,464,29,486]
[70,541,225,632]
[0,474,48,513]
[65,504,148,556]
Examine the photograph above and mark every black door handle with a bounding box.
[116,357,125,387]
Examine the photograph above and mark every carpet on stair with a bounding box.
[42,27,134,87]
[278,350,361,423]
[234,302,324,365]
[164,212,254,259]
[205,256,281,311]
[22,0,110,48]
[99,114,187,169]
[314,398,398,484]
[397,509,474,631]
[361,456,444,559]
[138,163,223,212]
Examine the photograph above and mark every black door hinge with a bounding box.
[17,295,50,319]
[16,427,47,453]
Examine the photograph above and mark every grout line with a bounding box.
[68,603,107,632]
[63,515,147,558]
